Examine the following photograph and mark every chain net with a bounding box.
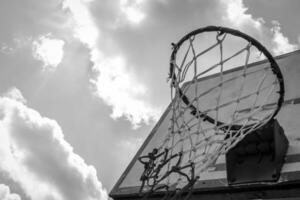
[138,27,283,199]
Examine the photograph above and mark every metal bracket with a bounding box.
[226,119,289,185]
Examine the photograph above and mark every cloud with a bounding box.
[90,53,160,128]
[220,0,263,30]
[62,0,160,128]
[0,89,108,200]
[119,0,147,25]
[32,34,65,71]
[62,0,297,127]
[220,0,298,55]
[1,37,33,55]
[62,0,98,48]
[271,21,298,55]
[0,184,21,200]
[1,43,15,55]
[3,88,27,104]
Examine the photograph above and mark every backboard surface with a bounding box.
[110,49,300,199]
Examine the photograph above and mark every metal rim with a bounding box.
[169,26,284,130]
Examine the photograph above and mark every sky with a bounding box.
[0,0,299,200]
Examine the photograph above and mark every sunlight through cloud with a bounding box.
[120,0,146,25]
[90,53,160,128]
[63,0,159,128]
[32,35,65,71]
[63,0,98,48]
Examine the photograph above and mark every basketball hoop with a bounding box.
[138,26,285,200]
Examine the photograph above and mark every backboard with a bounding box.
[110,49,300,200]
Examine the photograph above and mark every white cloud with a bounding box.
[32,35,65,71]
[271,21,298,55]
[120,0,146,25]
[3,87,26,104]
[220,0,298,55]
[0,184,21,200]
[0,90,108,200]
[63,0,159,128]
[220,0,264,30]
[90,54,160,128]
[1,37,32,55]
[62,0,98,48]
[1,43,15,55]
